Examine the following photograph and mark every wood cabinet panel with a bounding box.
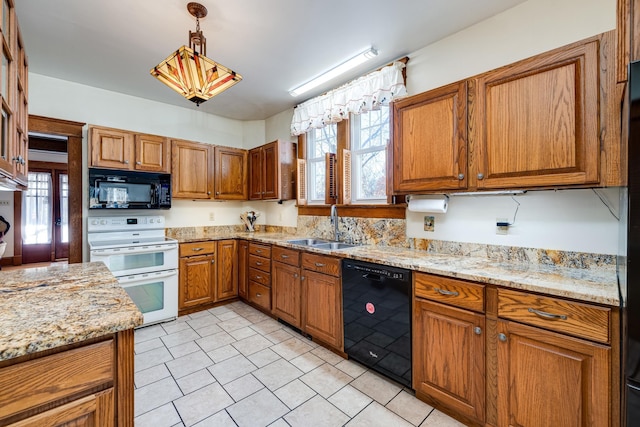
[272,261,301,328]
[249,243,271,258]
[262,142,278,199]
[248,254,271,273]
[134,134,169,173]
[301,253,341,277]
[301,269,342,349]
[413,299,485,422]
[248,281,271,311]
[470,39,600,189]
[248,148,263,200]
[171,139,213,199]
[179,254,216,309]
[248,268,270,286]
[179,241,216,257]
[392,82,468,192]
[497,320,610,427]
[238,240,249,299]
[216,240,238,301]
[248,140,296,201]
[272,246,300,267]
[497,288,611,344]
[214,146,248,200]
[90,127,134,170]
[414,273,484,312]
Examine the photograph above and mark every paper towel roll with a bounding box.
[407,196,448,213]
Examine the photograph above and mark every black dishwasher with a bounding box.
[342,259,412,388]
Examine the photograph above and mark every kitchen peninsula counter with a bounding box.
[0,262,142,362]
[172,231,619,307]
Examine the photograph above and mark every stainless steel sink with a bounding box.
[312,242,360,250]
[286,238,331,246]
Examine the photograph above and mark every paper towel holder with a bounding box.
[406,194,449,213]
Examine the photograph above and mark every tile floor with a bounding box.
[134,301,466,427]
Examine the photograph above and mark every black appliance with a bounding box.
[342,259,412,388]
[622,60,640,425]
[89,168,171,209]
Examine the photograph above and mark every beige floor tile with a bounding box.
[208,354,257,384]
[207,305,234,315]
[226,388,289,427]
[134,402,181,427]
[290,351,325,373]
[346,402,413,427]
[229,326,258,340]
[223,373,265,401]
[250,318,283,335]
[253,358,304,390]
[271,337,315,360]
[135,346,173,372]
[328,385,373,418]
[420,409,467,427]
[274,378,317,409]
[134,376,183,417]
[335,359,367,378]
[186,313,220,330]
[284,395,350,427]
[135,363,172,388]
[207,344,240,363]
[192,323,223,337]
[300,363,353,398]
[310,345,345,365]
[176,368,216,395]
[264,328,294,344]
[192,410,237,427]
[166,350,213,379]
[218,316,253,332]
[351,370,402,405]
[232,334,274,356]
[174,382,234,426]
[216,310,241,321]
[167,341,201,359]
[162,319,193,335]
[161,328,202,348]
[135,337,165,354]
[135,324,167,343]
[195,331,236,352]
[267,419,290,427]
[247,347,282,367]
[387,390,434,426]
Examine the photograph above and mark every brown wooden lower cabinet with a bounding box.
[238,240,249,299]
[413,298,485,422]
[0,330,134,426]
[272,261,301,329]
[179,253,216,310]
[496,320,611,427]
[216,240,238,301]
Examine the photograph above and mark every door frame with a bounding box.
[13,115,84,264]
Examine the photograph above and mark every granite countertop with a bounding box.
[174,231,619,306]
[0,262,143,362]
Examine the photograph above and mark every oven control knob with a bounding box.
[91,219,99,226]
[149,218,155,224]
[100,220,107,225]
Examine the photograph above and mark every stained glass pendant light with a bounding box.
[150,2,242,106]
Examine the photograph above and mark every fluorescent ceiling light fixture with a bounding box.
[289,48,378,97]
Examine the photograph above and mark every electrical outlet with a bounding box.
[496,217,509,235]
[0,200,8,206]
[209,212,215,221]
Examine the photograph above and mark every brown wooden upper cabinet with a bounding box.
[89,126,170,173]
[214,146,248,200]
[392,34,609,194]
[249,140,297,201]
[171,139,214,199]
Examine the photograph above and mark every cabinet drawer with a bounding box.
[249,281,271,311]
[249,254,271,272]
[414,273,485,313]
[249,243,271,258]
[180,241,216,257]
[497,288,611,344]
[272,246,300,266]
[0,340,114,421]
[301,253,341,277]
[249,268,271,286]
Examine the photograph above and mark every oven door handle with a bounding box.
[93,244,178,256]
[118,269,178,283]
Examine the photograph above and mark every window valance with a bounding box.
[290,61,407,136]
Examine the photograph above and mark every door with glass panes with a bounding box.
[22,165,69,263]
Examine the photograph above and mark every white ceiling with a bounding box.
[15,0,525,121]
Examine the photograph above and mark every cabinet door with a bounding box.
[214,146,248,200]
[171,140,213,199]
[262,142,278,199]
[216,240,238,301]
[89,127,134,170]
[238,240,249,299]
[135,134,169,173]
[392,82,468,192]
[179,254,216,309]
[471,39,600,189]
[248,147,263,200]
[272,261,301,328]
[8,389,114,427]
[497,320,610,427]
[413,299,485,422]
[302,269,342,349]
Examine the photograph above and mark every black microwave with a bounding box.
[89,168,171,209]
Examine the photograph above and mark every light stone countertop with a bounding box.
[174,231,619,307]
[0,262,143,362]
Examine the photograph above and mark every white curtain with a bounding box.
[22,172,53,244]
[290,61,407,136]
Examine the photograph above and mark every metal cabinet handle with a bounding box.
[477,173,484,180]
[256,249,262,253]
[498,333,507,342]
[474,327,482,335]
[256,293,262,297]
[124,160,129,164]
[216,192,220,195]
[255,275,262,279]
[458,173,465,180]
[256,261,263,266]
[527,307,567,320]
[434,287,459,297]
[281,254,289,259]
[192,247,204,252]
[136,161,141,165]
[315,262,326,267]
[294,273,298,278]
[207,191,211,195]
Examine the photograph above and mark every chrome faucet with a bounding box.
[330,204,339,241]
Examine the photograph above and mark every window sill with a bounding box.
[296,204,407,219]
